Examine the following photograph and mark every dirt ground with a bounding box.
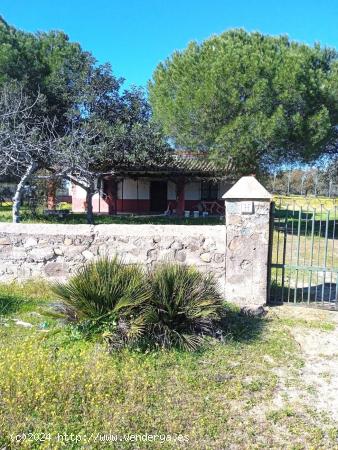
[269,305,338,422]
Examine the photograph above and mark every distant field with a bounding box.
[271,196,338,305]
[274,195,337,215]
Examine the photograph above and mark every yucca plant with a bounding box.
[51,256,150,338]
[139,263,224,351]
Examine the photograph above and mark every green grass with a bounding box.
[0,281,337,449]
[1,195,336,225]
[278,317,335,332]
[0,204,222,225]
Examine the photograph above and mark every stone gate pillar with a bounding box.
[222,176,272,308]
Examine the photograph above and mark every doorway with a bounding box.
[150,181,167,212]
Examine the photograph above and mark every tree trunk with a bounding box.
[12,162,37,224]
[47,178,57,210]
[86,188,94,225]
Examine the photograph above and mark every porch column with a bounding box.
[47,179,57,210]
[176,177,185,217]
[222,176,272,308]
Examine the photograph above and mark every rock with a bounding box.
[240,305,267,318]
[228,215,243,226]
[200,252,212,263]
[214,253,224,264]
[23,237,38,248]
[118,236,129,243]
[160,238,174,249]
[44,262,68,278]
[240,259,251,269]
[157,249,175,261]
[171,241,183,250]
[64,238,72,246]
[0,237,11,245]
[13,319,33,328]
[175,250,186,262]
[29,247,54,262]
[203,238,216,251]
[82,250,94,260]
[186,239,200,252]
[153,236,161,243]
[54,248,63,256]
[147,248,158,261]
[63,245,87,258]
[8,247,27,260]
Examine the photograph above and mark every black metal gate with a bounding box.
[269,198,338,308]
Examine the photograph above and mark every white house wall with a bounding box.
[116,178,201,200]
[71,177,229,213]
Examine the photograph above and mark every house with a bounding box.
[71,153,234,216]
[0,176,71,204]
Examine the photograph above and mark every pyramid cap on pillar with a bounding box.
[222,176,272,200]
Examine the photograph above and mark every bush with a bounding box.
[51,257,150,339]
[139,263,224,351]
[57,202,72,210]
[52,258,224,351]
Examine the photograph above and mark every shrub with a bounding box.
[51,257,150,338]
[52,258,224,351]
[0,294,22,316]
[57,202,72,210]
[139,263,224,351]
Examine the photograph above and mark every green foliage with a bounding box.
[0,279,53,316]
[149,29,338,173]
[139,263,224,351]
[0,16,92,121]
[0,18,171,225]
[51,258,224,350]
[0,293,22,316]
[51,257,150,338]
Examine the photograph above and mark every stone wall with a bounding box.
[0,223,225,293]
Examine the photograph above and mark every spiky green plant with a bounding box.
[51,257,150,337]
[140,263,224,351]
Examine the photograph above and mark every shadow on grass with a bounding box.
[0,294,23,316]
[270,282,338,308]
[274,208,337,239]
[0,205,223,225]
[220,304,267,343]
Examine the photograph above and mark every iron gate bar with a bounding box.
[330,212,337,301]
[269,198,338,309]
[272,264,338,272]
[308,211,315,305]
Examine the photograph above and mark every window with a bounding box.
[201,181,218,200]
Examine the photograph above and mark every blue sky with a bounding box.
[1,0,337,89]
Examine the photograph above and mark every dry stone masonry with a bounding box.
[0,223,226,293]
[223,176,272,307]
[0,177,273,307]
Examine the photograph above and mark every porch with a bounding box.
[72,176,231,217]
